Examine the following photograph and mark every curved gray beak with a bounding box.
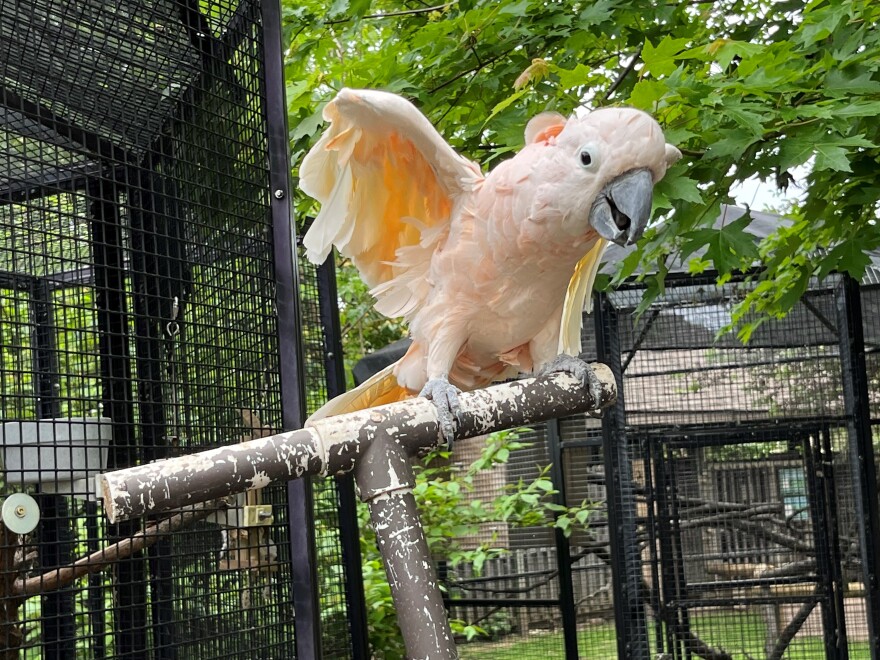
[589,169,654,246]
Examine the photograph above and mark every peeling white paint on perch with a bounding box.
[99,365,615,524]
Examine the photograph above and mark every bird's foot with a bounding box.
[539,354,605,418]
[419,375,461,447]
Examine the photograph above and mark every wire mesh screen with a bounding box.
[297,255,356,659]
[594,273,875,660]
[447,427,565,658]
[0,1,353,657]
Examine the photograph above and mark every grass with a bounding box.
[458,611,873,659]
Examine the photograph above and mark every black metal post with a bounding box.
[652,438,692,659]
[317,258,370,659]
[546,418,579,659]
[262,1,323,657]
[803,430,848,659]
[84,500,107,659]
[593,292,651,660]
[30,279,77,660]
[639,435,666,656]
[129,147,186,660]
[836,274,880,658]
[90,176,149,658]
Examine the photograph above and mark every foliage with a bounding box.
[282,0,880,339]
[358,428,596,657]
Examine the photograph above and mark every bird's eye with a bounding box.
[577,144,599,170]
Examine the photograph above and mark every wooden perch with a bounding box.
[12,501,226,599]
[99,366,616,523]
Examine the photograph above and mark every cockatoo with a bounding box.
[301,88,680,439]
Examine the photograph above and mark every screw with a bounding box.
[14,506,26,518]
[273,189,285,199]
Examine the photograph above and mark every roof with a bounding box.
[0,0,254,201]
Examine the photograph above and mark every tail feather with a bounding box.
[306,360,411,425]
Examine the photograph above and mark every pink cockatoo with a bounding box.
[301,88,680,438]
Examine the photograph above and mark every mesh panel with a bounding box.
[1,1,354,657]
[595,273,871,659]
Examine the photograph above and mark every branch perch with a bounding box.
[99,366,616,523]
[12,501,226,599]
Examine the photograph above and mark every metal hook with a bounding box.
[166,296,180,337]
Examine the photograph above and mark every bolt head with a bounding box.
[273,189,285,199]
[14,506,25,518]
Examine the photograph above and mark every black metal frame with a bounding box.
[261,0,324,656]
[316,258,371,659]
[594,292,651,659]
[589,274,880,660]
[837,274,880,659]
[0,1,364,658]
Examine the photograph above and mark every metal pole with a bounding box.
[317,258,370,659]
[260,0,323,656]
[593,293,651,660]
[128,152,184,660]
[803,430,848,659]
[356,435,457,659]
[88,177,136,659]
[836,273,880,658]
[30,280,77,660]
[546,418,579,659]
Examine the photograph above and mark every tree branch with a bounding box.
[768,598,817,660]
[12,501,226,599]
[603,46,643,100]
[325,3,454,25]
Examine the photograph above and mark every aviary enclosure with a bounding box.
[2,2,880,660]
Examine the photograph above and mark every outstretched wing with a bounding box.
[301,89,483,303]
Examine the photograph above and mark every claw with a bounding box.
[419,375,461,447]
[539,354,604,415]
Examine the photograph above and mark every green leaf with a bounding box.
[778,136,817,170]
[579,0,618,25]
[824,70,880,97]
[704,128,760,160]
[813,143,851,172]
[704,215,759,275]
[656,172,703,205]
[797,3,847,45]
[499,0,530,16]
[290,107,325,141]
[484,88,529,124]
[556,63,593,89]
[723,105,764,137]
[328,0,349,18]
[818,242,872,280]
[628,79,666,110]
[711,39,764,70]
[641,36,689,77]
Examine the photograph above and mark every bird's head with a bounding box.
[525,107,681,246]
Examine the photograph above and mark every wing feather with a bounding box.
[301,89,482,296]
[558,239,609,356]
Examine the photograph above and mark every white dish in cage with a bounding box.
[1,417,111,499]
